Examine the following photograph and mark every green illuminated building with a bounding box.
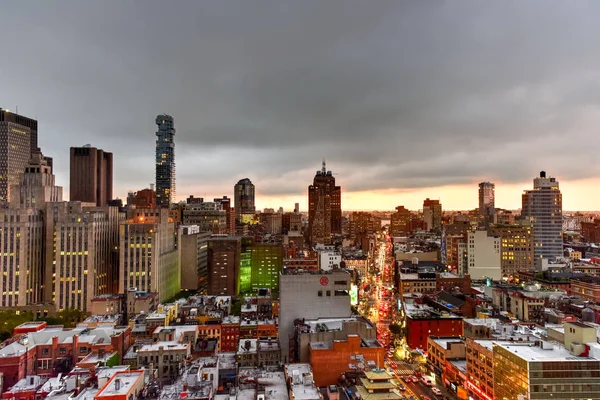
[238,238,283,295]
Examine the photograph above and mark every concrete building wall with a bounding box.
[0,208,44,307]
[279,270,352,363]
[119,209,178,301]
[179,226,210,292]
[468,230,501,280]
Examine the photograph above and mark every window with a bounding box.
[60,348,67,354]
[318,291,322,297]
[326,290,331,296]
[42,348,49,355]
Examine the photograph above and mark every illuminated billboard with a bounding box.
[350,285,358,305]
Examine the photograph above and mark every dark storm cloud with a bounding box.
[2,0,600,199]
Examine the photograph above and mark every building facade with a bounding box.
[182,199,227,234]
[307,161,341,246]
[423,198,442,232]
[478,182,495,227]
[0,109,35,205]
[119,209,179,302]
[207,236,241,296]
[155,115,176,208]
[521,171,562,261]
[178,225,210,293]
[467,230,501,280]
[490,224,534,276]
[69,146,113,207]
[279,269,351,363]
[234,178,255,224]
[390,206,412,237]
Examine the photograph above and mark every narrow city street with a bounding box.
[359,231,458,400]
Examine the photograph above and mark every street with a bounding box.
[357,230,458,400]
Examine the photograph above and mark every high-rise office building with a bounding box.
[207,236,242,296]
[478,182,495,226]
[119,208,179,302]
[308,161,341,246]
[0,108,35,204]
[10,153,62,208]
[238,239,284,296]
[182,198,227,233]
[179,225,211,293]
[155,115,176,208]
[490,224,534,276]
[0,208,44,307]
[48,202,120,311]
[390,206,412,236]
[1,153,120,311]
[70,145,113,206]
[234,178,256,224]
[521,171,562,260]
[423,198,442,232]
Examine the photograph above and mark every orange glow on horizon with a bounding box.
[252,178,600,212]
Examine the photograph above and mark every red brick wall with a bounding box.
[406,318,463,351]
[310,335,385,387]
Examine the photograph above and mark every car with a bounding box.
[411,376,420,383]
[422,397,432,400]
[420,376,433,386]
[431,388,442,396]
[397,384,406,391]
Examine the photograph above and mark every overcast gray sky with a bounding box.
[2,1,600,210]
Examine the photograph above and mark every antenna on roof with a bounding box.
[322,158,326,174]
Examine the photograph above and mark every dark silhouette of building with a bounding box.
[478,181,495,227]
[390,206,412,236]
[308,160,341,246]
[155,114,176,208]
[207,237,241,296]
[69,145,113,206]
[234,178,255,224]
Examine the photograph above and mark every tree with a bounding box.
[0,310,35,339]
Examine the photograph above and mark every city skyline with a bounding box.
[3,2,600,211]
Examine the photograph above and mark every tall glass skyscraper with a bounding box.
[155,114,176,208]
[521,171,562,260]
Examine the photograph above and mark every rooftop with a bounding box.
[472,340,495,352]
[495,342,599,362]
[238,339,258,354]
[304,316,373,333]
[404,303,461,320]
[138,341,189,352]
[431,337,465,349]
[6,376,47,393]
[258,340,280,351]
[82,314,122,323]
[96,371,144,397]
